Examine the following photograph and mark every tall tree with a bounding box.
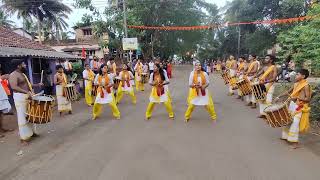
[2,0,72,43]
[0,9,14,27]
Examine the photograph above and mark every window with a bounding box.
[86,50,95,56]
[83,29,92,36]
[32,58,48,74]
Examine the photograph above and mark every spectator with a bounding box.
[42,69,53,95]
[148,60,154,74]
[63,60,73,76]
[90,56,100,74]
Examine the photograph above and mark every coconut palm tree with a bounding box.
[2,0,72,43]
[0,9,14,27]
[49,13,69,43]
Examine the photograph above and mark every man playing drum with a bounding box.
[9,60,42,145]
[244,54,259,108]
[236,56,247,99]
[54,65,72,116]
[255,55,277,119]
[83,64,95,106]
[277,69,311,149]
[228,55,238,96]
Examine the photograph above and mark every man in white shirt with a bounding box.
[63,60,73,76]
[148,60,154,74]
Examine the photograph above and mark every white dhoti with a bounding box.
[229,69,236,94]
[259,83,275,115]
[56,85,72,112]
[244,76,256,104]
[13,93,34,140]
[281,101,303,142]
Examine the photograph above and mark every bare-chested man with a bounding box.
[244,54,259,108]
[9,60,42,144]
[255,55,278,118]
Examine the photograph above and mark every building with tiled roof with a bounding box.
[0,26,80,85]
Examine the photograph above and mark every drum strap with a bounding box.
[290,79,308,99]
[22,73,34,93]
[259,65,275,81]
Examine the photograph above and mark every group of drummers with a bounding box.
[222,54,312,148]
[0,55,312,149]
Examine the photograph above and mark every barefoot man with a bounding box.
[9,60,41,144]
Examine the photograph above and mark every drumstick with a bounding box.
[32,90,45,97]
[40,70,44,84]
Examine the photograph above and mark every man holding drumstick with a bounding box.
[255,55,278,119]
[9,60,42,145]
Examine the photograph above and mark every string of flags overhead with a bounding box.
[127,16,315,31]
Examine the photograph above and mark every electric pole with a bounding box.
[237,24,241,58]
[122,0,128,38]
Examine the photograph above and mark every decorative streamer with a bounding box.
[128,16,315,31]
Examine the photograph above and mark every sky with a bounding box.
[64,0,227,29]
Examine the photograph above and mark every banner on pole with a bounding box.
[122,38,138,50]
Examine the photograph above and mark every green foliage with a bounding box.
[74,14,94,29]
[277,5,320,75]
[0,9,14,27]
[310,83,320,122]
[72,61,84,78]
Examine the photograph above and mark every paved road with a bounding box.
[1,66,320,180]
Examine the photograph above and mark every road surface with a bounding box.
[1,66,320,180]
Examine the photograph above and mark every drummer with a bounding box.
[236,56,246,99]
[244,54,259,108]
[92,65,121,120]
[134,59,144,91]
[83,64,95,106]
[228,55,237,96]
[116,64,136,104]
[8,59,42,145]
[278,69,311,149]
[54,65,72,116]
[255,55,277,119]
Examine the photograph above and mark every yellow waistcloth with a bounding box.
[290,79,310,133]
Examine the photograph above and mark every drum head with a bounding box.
[264,103,285,112]
[33,96,54,102]
[65,84,75,87]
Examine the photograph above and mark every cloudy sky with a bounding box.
[64,0,227,28]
